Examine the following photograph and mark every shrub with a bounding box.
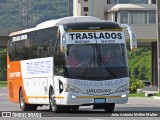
[0,49,7,80]
[129,79,144,93]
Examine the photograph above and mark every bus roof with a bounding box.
[9,16,103,36]
[63,22,121,31]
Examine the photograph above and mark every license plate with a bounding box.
[94,98,106,103]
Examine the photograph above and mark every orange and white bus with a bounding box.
[7,16,136,112]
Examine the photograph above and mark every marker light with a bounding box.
[121,94,127,98]
[71,95,77,99]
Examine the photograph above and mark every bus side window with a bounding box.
[8,40,20,61]
[23,47,29,60]
[30,42,38,59]
[14,44,19,61]
[37,47,43,57]
[36,29,45,58]
[8,40,15,61]
[23,39,30,60]
[43,40,47,57]
[47,27,58,57]
[54,33,65,76]
[18,41,25,60]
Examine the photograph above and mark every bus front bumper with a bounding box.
[55,92,129,105]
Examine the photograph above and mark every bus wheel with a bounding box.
[49,88,55,112]
[49,88,62,113]
[19,89,30,111]
[54,105,62,113]
[104,103,115,113]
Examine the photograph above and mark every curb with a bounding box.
[0,87,7,89]
[152,96,160,100]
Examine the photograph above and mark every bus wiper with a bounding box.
[82,46,96,79]
[82,56,95,79]
[100,59,117,78]
[97,47,116,78]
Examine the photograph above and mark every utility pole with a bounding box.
[19,0,29,28]
[26,0,29,28]
[157,0,160,92]
[68,0,70,16]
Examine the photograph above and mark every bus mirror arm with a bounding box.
[121,24,137,51]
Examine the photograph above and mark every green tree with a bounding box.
[0,49,7,80]
[128,48,151,81]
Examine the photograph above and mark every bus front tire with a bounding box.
[54,105,63,113]
[104,103,115,113]
[49,88,55,112]
[49,88,62,113]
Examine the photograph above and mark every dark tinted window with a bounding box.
[109,0,148,4]
[54,33,65,76]
[84,7,88,12]
[8,27,58,61]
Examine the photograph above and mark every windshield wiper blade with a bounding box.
[97,45,117,78]
[82,56,95,79]
[99,57,117,78]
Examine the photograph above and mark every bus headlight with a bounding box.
[64,85,81,93]
[116,84,129,93]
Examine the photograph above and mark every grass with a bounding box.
[0,81,7,87]
[154,93,160,97]
[129,93,145,97]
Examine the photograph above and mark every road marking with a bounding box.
[87,118,105,120]
[0,93,7,96]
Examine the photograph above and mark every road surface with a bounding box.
[1,87,160,120]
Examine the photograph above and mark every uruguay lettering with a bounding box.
[69,32,122,40]
[87,89,111,93]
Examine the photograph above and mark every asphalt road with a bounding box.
[1,87,160,120]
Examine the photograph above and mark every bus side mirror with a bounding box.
[121,24,137,51]
[60,36,67,52]
[58,26,67,53]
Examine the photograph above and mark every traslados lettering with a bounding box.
[69,32,122,40]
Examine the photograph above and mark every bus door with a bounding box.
[53,75,65,104]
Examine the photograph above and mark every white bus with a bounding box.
[7,16,136,112]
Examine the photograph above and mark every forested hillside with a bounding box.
[0,0,73,28]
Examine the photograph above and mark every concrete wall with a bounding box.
[0,36,8,47]
[73,0,106,19]
[123,25,157,43]
[92,0,106,19]
[73,0,82,16]
[0,28,23,47]
[106,12,116,21]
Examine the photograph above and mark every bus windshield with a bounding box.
[64,44,129,80]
